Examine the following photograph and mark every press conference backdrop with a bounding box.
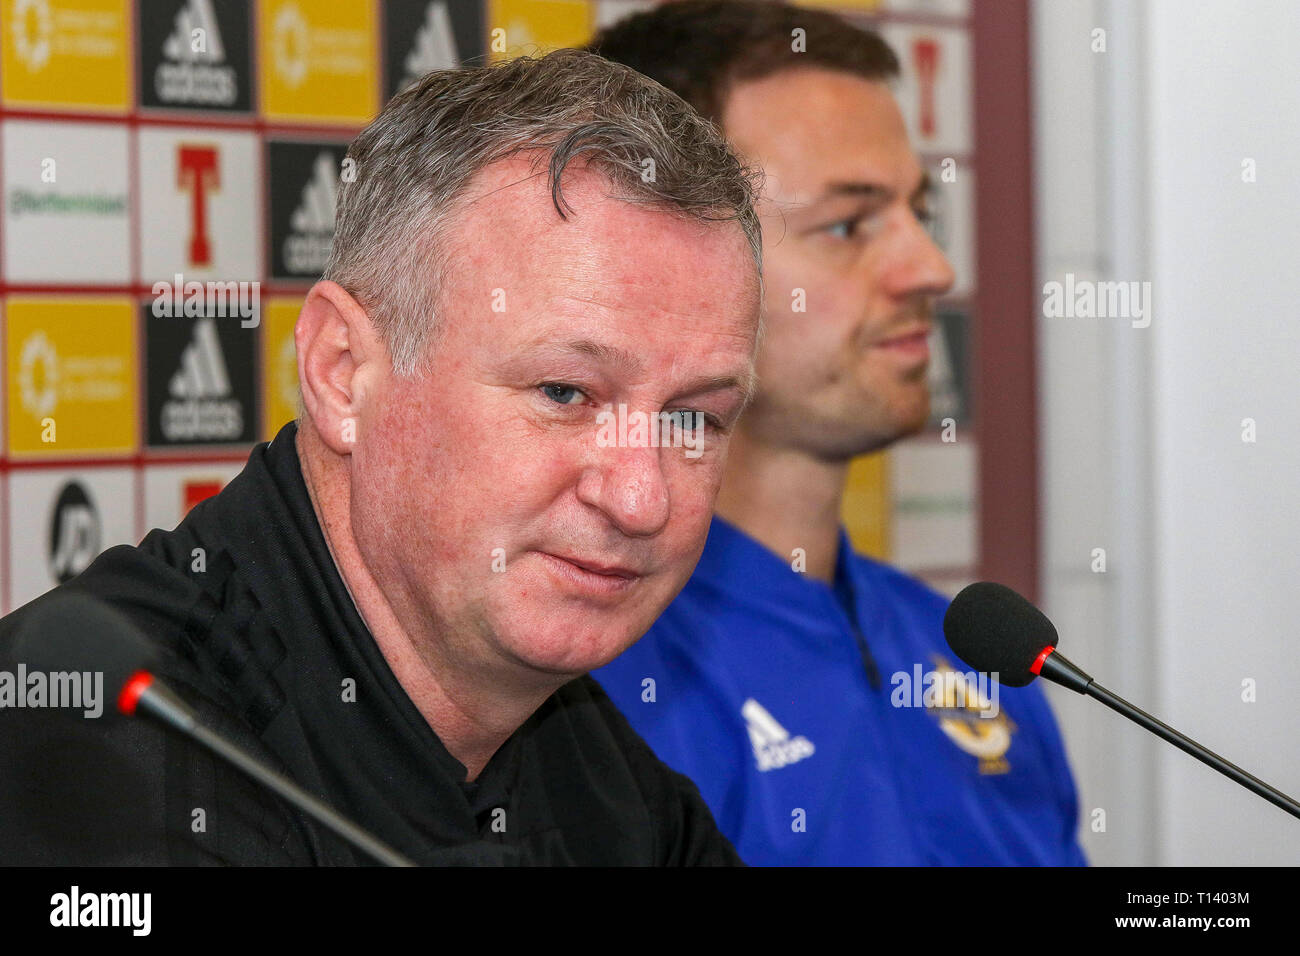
[1030,0,1300,867]
[0,0,987,612]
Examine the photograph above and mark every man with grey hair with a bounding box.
[0,50,760,865]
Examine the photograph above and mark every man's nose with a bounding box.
[883,211,957,299]
[575,443,672,538]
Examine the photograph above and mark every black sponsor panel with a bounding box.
[145,306,259,448]
[139,0,253,112]
[384,0,486,100]
[268,140,346,282]
[928,307,971,429]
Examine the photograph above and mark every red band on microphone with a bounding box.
[119,671,154,716]
[1029,646,1055,676]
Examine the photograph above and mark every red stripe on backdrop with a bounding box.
[972,0,1040,603]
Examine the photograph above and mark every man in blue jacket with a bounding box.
[590,1,1087,865]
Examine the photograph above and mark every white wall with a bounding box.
[1033,0,1300,864]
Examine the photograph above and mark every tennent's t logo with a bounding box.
[178,145,220,266]
[912,38,940,138]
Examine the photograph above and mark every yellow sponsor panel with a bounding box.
[488,0,592,60]
[262,297,302,440]
[6,297,137,456]
[259,0,378,123]
[1,0,130,111]
[841,451,890,560]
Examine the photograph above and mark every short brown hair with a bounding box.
[587,0,900,125]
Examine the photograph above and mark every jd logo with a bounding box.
[49,482,100,583]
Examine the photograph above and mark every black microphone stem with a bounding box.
[1084,681,1300,821]
[1041,648,1300,821]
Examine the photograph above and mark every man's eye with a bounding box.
[540,383,586,406]
[823,212,884,241]
[915,206,936,229]
[667,410,724,432]
[825,218,860,240]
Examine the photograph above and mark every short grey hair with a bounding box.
[322,48,764,377]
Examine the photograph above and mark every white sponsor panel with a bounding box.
[2,120,131,283]
[879,23,972,156]
[6,467,136,610]
[142,462,242,535]
[930,162,975,298]
[881,0,971,18]
[916,573,978,600]
[889,438,977,571]
[594,0,655,29]
[137,127,260,283]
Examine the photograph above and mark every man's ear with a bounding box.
[295,280,387,455]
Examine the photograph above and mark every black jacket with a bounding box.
[0,422,741,866]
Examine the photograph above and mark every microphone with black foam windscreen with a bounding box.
[10,591,416,866]
[944,581,1300,822]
